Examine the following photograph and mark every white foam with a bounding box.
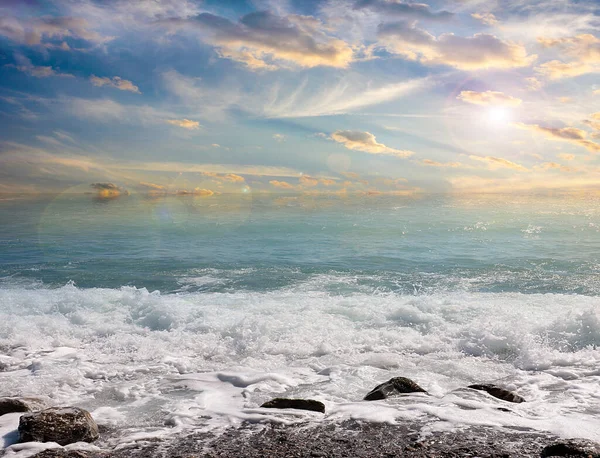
[0,280,599,451]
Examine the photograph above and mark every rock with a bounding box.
[18,407,99,446]
[541,439,600,457]
[32,451,95,458]
[0,397,48,416]
[364,377,427,401]
[261,398,325,413]
[468,384,525,403]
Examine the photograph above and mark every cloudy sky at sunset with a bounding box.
[1,0,599,195]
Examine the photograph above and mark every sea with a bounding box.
[0,192,599,454]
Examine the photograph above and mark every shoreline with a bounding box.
[27,418,596,458]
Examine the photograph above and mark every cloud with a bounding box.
[193,188,214,196]
[320,178,336,186]
[0,15,108,46]
[221,173,245,182]
[583,119,600,131]
[525,77,542,91]
[299,175,319,187]
[160,11,354,70]
[68,97,199,128]
[90,76,141,94]
[457,90,522,107]
[378,21,536,70]
[161,70,238,120]
[469,155,528,171]
[535,34,600,79]
[260,77,427,118]
[471,13,498,26]
[91,182,122,199]
[6,54,73,78]
[272,133,286,142]
[91,182,119,190]
[558,153,575,161]
[69,98,127,121]
[269,180,295,189]
[165,119,201,130]
[537,162,577,173]
[353,0,453,21]
[535,60,599,80]
[139,182,167,191]
[118,161,301,178]
[422,159,461,167]
[515,122,600,153]
[330,130,414,157]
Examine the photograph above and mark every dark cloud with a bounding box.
[0,15,107,45]
[159,11,353,69]
[91,182,119,190]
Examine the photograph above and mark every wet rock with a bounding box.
[19,407,99,446]
[468,384,525,403]
[0,397,48,416]
[32,451,96,458]
[261,398,325,413]
[541,439,600,457]
[364,377,427,401]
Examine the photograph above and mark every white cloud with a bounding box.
[457,90,522,107]
[471,13,498,26]
[261,77,427,118]
[331,130,414,157]
[535,34,600,79]
[469,155,528,171]
[378,21,536,70]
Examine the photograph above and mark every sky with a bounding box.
[0,0,599,196]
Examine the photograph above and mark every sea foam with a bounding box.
[0,277,599,453]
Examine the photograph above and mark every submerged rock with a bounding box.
[541,439,600,457]
[364,377,427,401]
[0,397,47,416]
[261,398,325,413]
[18,407,99,446]
[468,384,525,403]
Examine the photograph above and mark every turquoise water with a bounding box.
[1,193,600,295]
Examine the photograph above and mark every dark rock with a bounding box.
[364,377,427,401]
[468,384,525,403]
[0,397,48,416]
[32,451,96,458]
[260,398,325,413]
[541,439,600,457]
[19,407,99,445]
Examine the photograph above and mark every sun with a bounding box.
[487,107,511,125]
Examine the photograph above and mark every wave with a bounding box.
[0,280,599,447]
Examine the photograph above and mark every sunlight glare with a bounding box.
[487,107,511,125]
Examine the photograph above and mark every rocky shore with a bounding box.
[1,377,599,458]
[15,420,600,458]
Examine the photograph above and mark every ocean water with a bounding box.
[1,192,599,453]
